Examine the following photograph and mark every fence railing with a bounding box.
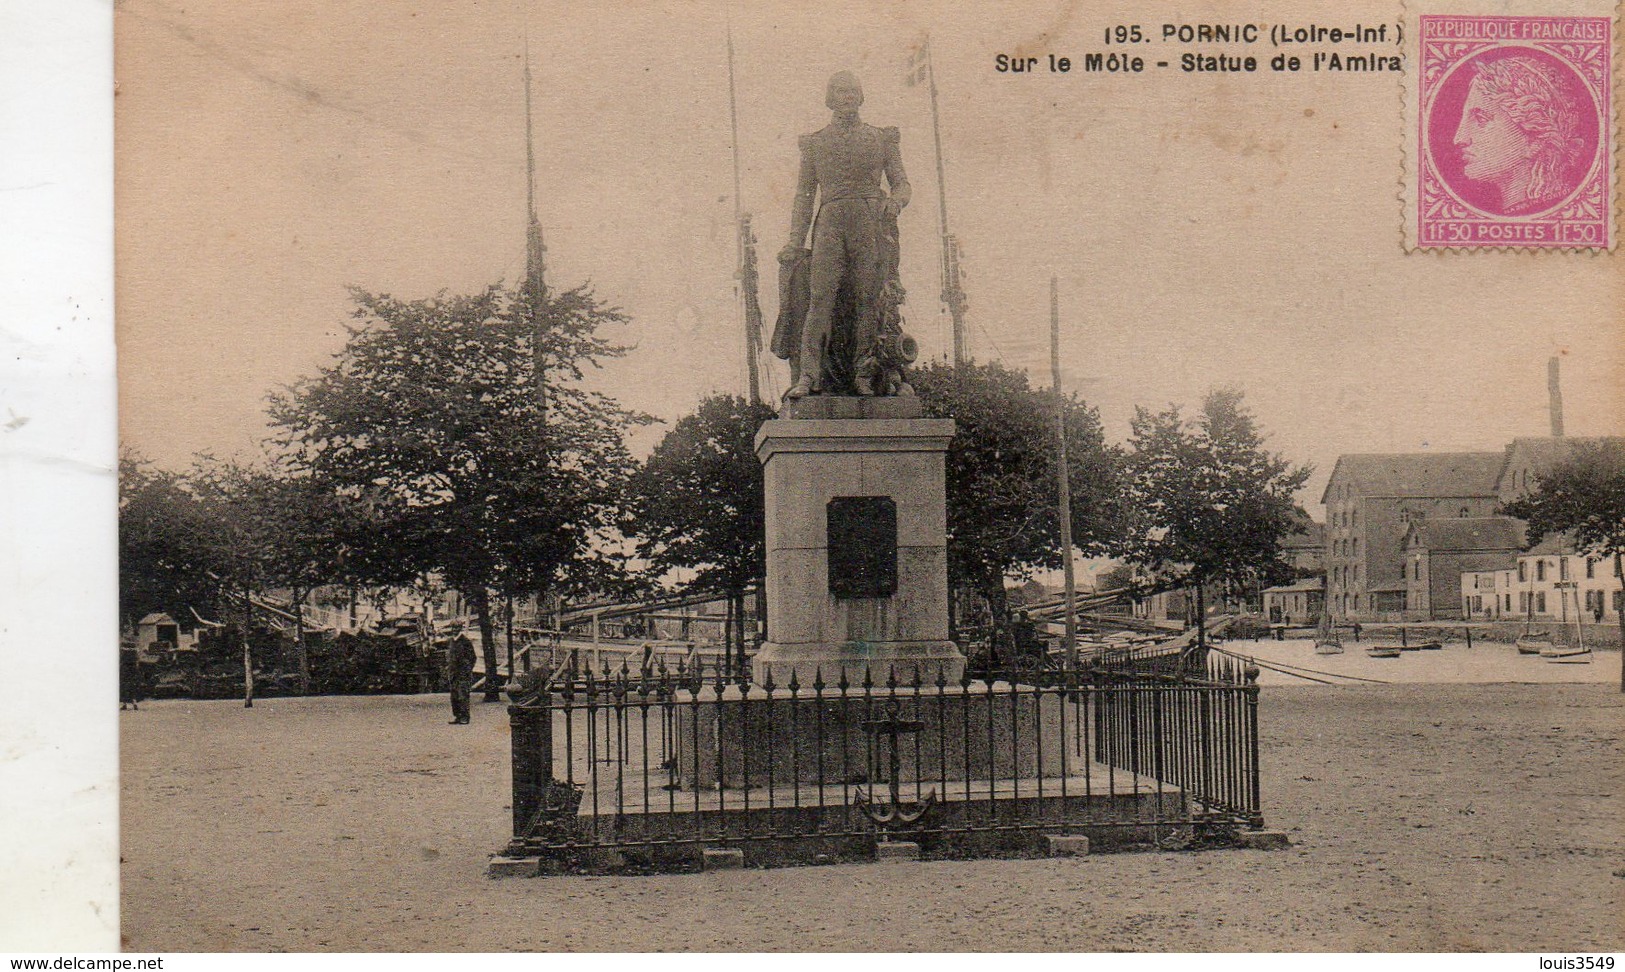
[514,639,739,689]
[505,656,1262,866]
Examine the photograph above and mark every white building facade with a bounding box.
[1460,547,1622,623]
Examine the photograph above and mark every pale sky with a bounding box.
[116,0,1624,514]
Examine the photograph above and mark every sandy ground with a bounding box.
[121,662,1624,952]
[1228,636,1622,687]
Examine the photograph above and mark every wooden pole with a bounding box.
[505,593,515,685]
[241,587,254,709]
[923,38,964,366]
[1050,276,1077,670]
[1615,552,1624,693]
[726,26,761,404]
[522,32,549,413]
[293,585,309,695]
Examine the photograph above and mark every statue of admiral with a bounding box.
[773,71,918,399]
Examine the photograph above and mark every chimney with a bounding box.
[1547,356,1565,438]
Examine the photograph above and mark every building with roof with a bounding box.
[133,612,198,660]
[1321,452,1507,620]
[1496,435,1625,503]
[1282,517,1325,575]
[1402,516,1525,619]
[1461,535,1622,627]
[1261,577,1324,625]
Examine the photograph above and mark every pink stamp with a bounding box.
[1415,15,1612,248]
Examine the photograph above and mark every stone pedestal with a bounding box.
[753,409,963,688]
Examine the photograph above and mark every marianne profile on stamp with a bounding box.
[1452,54,1588,216]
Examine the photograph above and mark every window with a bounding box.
[1536,560,1546,581]
[1505,593,1513,612]
[1518,561,1528,582]
[1560,558,1569,581]
[1536,592,1547,614]
[1586,558,1596,579]
[1414,559,1421,580]
[1615,591,1624,612]
[1460,507,1469,517]
[1352,509,1358,528]
[1352,538,1359,556]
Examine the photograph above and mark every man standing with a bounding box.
[446,622,475,725]
[779,71,911,399]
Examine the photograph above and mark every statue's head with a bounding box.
[826,71,864,112]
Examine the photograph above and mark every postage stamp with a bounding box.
[1405,13,1614,250]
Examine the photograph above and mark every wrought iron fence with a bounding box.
[505,655,1262,868]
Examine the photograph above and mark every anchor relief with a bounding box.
[853,697,937,831]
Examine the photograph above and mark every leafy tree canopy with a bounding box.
[1119,388,1311,602]
[266,283,653,694]
[910,361,1122,621]
[1501,439,1625,561]
[267,284,651,601]
[624,393,776,598]
[1501,438,1625,692]
[118,449,229,627]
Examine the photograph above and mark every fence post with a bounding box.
[1244,665,1263,829]
[509,694,553,842]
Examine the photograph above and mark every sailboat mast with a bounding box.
[727,26,762,405]
[1051,276,1077,669]
[925,39,966,367]
[523,32,549,411]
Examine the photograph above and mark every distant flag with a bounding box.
[905,37,931,87]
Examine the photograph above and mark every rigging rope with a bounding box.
[1209,644,1390,685]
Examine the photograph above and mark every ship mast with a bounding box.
[1051,276,1077,669]
[727,26,764,405]
[523,32,549,411]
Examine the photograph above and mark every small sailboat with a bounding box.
[1408,641,1444,651]
[1514,577,1548,654]
[1366,646,1402,659]
[1515,632,1552,655]
[1313,612,1344,655]
[1542,586,1591,664]
[1543,644,1592,663]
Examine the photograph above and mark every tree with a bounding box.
[1119,389,1311,657]
[217,466,355,694]
[268,284,652,700]
[623,394,777,672]
[910,361,1122,646]
[118,449,230,629]
[1095,562,1140,598]
[1501,439,1625,692]
[188,458,315,706]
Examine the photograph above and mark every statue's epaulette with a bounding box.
[879,125,900,147]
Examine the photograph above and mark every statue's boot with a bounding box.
[785,377,817,400]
